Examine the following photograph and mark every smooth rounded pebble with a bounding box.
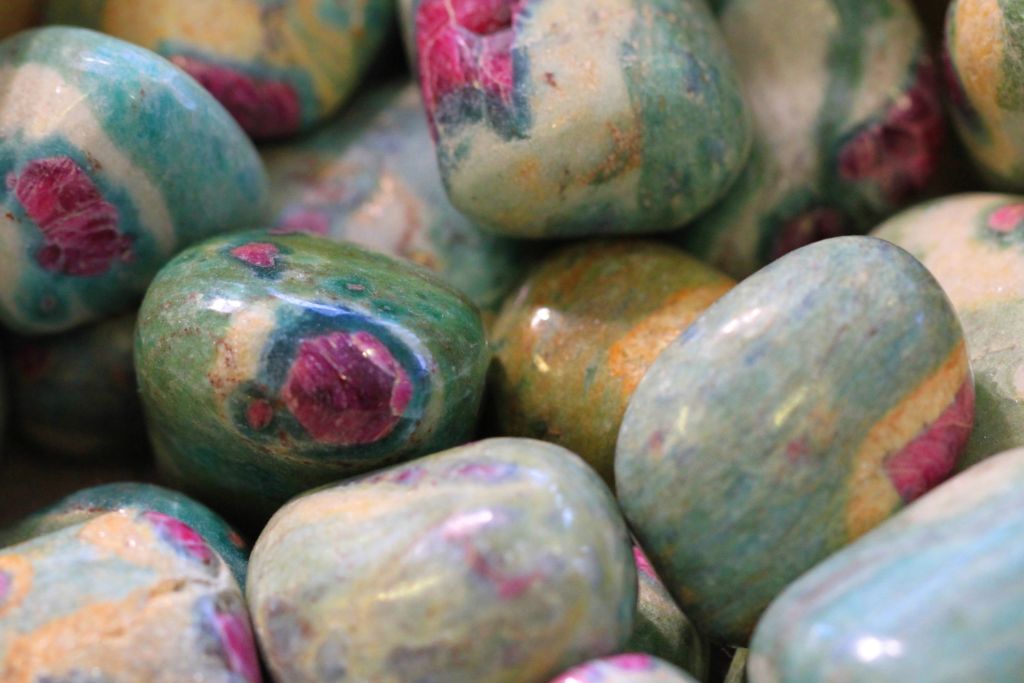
[248,437,636,683]
[549,654,698,683]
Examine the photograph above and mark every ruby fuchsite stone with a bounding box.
[409,0,752,238]
[681,0,944,278]
[248,438,636,683]
[264,81,528,317]
[550,654,698,683]
[490,241,732,485]
[0,482,249,586]
[0,510,260,682]
[8,313,142,461]
[945,0,1024,189]
[46,0,394,139]
[0,27,267,335]
[630,546,709,681]
[616,236,974,645]
[748,447,1024,683]
[873,194,1024,469]
[136,231,489,522]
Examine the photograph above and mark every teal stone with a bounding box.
[136,230,489,523]
[248,437,635,683]
[749,447,1024,683]
[408,0,751,238]
[0,482,249,586]
[616,236,974,644]
[0,511,261,682]
[0,27,267,334]
[263,81,529,319]
[629,546,709,681]
[679,0,944,279]
[549,654,699,683]
[8,313,143,461]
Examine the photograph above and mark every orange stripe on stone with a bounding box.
[844,342,971,540]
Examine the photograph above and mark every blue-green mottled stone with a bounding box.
[616,236,972,644]
[749,447,1024,683]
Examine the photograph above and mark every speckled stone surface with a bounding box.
[46,0,394,139]
[0,510,261,682]
[248,437,636,683]
[263,81,529,318]
[749,447,1024,683]
[407,0,751,238]
[616,236,974,644]
[136,230,489,522]
[680,0,944,278]
[873,193,1024,468]
[550,654,698,683]
[0,27,267,334]
[8,313,142,461]
[945,0,1024,188]
[0,482,249,586]
[490,241,732,485]
[629,546,708,681]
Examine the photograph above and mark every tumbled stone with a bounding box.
[616,236,973,644]
[490,241,732,484]
[46,0,393,139]
[136,231,488,522]
[264,81,529,318]
[407,0,751,238]
[749,447,1024,683]
[0,482,249,586]
[629,546,708,681]
[680,0,944,278]
[0,27,266,334]
[0,510,260,682]
[8,313,142,461]
[549,654,698,683]
[248,437,635,683]
[873,193,1024,468]
[945,0,1024,188]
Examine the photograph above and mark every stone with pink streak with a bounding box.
[248,438,636,683]
[549,654,698,683]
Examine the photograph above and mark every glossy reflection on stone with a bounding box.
[549,654,699,683]
[8,313,143,461]
[264,81,529,317]
[0,482,249,586]
[490,241,732,485]
[136,231,489,523]
[629,546,709,681]
[0,27,266,334]
[406,0,751,238]
[46,0,394,138]
[0,510,260,682]
[616,236,973,644]
[248,437,636,683]
[749,447,1024,683]
[873,193,1024,468]
[680,0,944,278]
[945,0,1024,189]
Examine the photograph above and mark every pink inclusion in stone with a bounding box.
[416,0,523,128]
[8,157,133,276]
[771,207,848,261]
[230,242,279,268]
[142,511,216,566]
[885,377,975,502]
[170,55,301,139]
[608,654,657,671]
[632,545,657,580]
[838,60,945,204]
[210,605,262,683]
[988,203,1024,233]
[282,330,413,445]
[246,398,274,430]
